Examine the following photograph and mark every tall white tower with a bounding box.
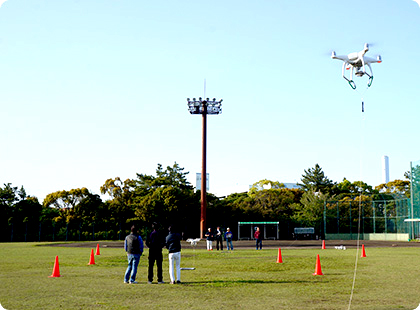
[382,155,389,184]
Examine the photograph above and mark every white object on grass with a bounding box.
[186,238,201,247]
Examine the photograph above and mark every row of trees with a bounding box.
[0,163,410,242]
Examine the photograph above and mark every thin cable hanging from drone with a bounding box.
[347,115,366,310]
[355,87,368,115]
[331,43,382,310]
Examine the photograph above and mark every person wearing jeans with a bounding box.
[225,227,234,251]
[124,224,144,284]
[166,225,182,284]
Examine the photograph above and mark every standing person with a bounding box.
[124,224,144,284]
[146,222,164,284]
[205,228,213,251]
[166,225,182,284]
[254,226,263,250]
[215,226,223,251]
[225,227,234,251]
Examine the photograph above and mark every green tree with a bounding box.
[298,164,335,194]
[43,188,90,221]
[43,188,104,240]
[0,184,43,241]
[221,192,254,222]
[248,179,285,198]
[100,177,135,226]
[335,178,378,197]
[375,179,410,198]
[130,162,199,236]
[292,191,328,230]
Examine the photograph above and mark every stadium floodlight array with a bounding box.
[187,97,222,115]
[186,95,222,238]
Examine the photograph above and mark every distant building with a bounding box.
[382,156,389,184]
[248,182,301,190]
[283,183,301,189]
[196,173,209,191]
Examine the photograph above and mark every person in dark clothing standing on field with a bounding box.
[254,226,262,250]
[124,224,144,284]
[146,222,164,284]
[205,227,213,251]
[215,226,223,251]
[166,225,182,284]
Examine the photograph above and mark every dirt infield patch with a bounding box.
[42,239,420,249]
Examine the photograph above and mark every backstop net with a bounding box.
[237,222,279,240]
[323,197,411,241]
[409,160,420,239]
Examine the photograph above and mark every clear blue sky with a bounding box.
[1,0,419,201]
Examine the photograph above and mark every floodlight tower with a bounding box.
[187,97,222,238]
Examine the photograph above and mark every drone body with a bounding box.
[186,238,201,247]
[331,43,382,89]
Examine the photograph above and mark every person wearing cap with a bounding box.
[205,227,214,251]
[225,227,234,251]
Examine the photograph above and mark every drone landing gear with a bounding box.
[368,76,373,87]
[345,76,373,90]
[348,80,356,89]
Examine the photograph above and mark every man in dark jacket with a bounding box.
[124,224,144,284]
[165,225,182,284]
[146,222,164,284]
[215,226,223,251]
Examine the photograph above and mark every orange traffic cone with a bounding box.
[361,244,366,258]
[313,254,323,276]
[88,249,95,265]
[95,243,100,255]
[322,240,326,249]
[49,256,61,278]
[276,248,283,263]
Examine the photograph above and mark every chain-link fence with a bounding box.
[5,220,131,242]
[408,160,420,239]
[323,197,411,240]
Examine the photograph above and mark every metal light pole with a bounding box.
[187,97,222,238]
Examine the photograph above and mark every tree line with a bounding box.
[0,162,410,242]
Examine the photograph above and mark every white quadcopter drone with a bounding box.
[186,238,201,247]
[331,43,382,89]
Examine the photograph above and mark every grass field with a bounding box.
[0,242,419,310]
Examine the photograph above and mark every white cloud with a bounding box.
[0,0,7,9]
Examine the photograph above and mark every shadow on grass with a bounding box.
[181,279,315,286]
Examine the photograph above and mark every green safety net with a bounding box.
[323,160,420,240]
[409,160,420,238]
